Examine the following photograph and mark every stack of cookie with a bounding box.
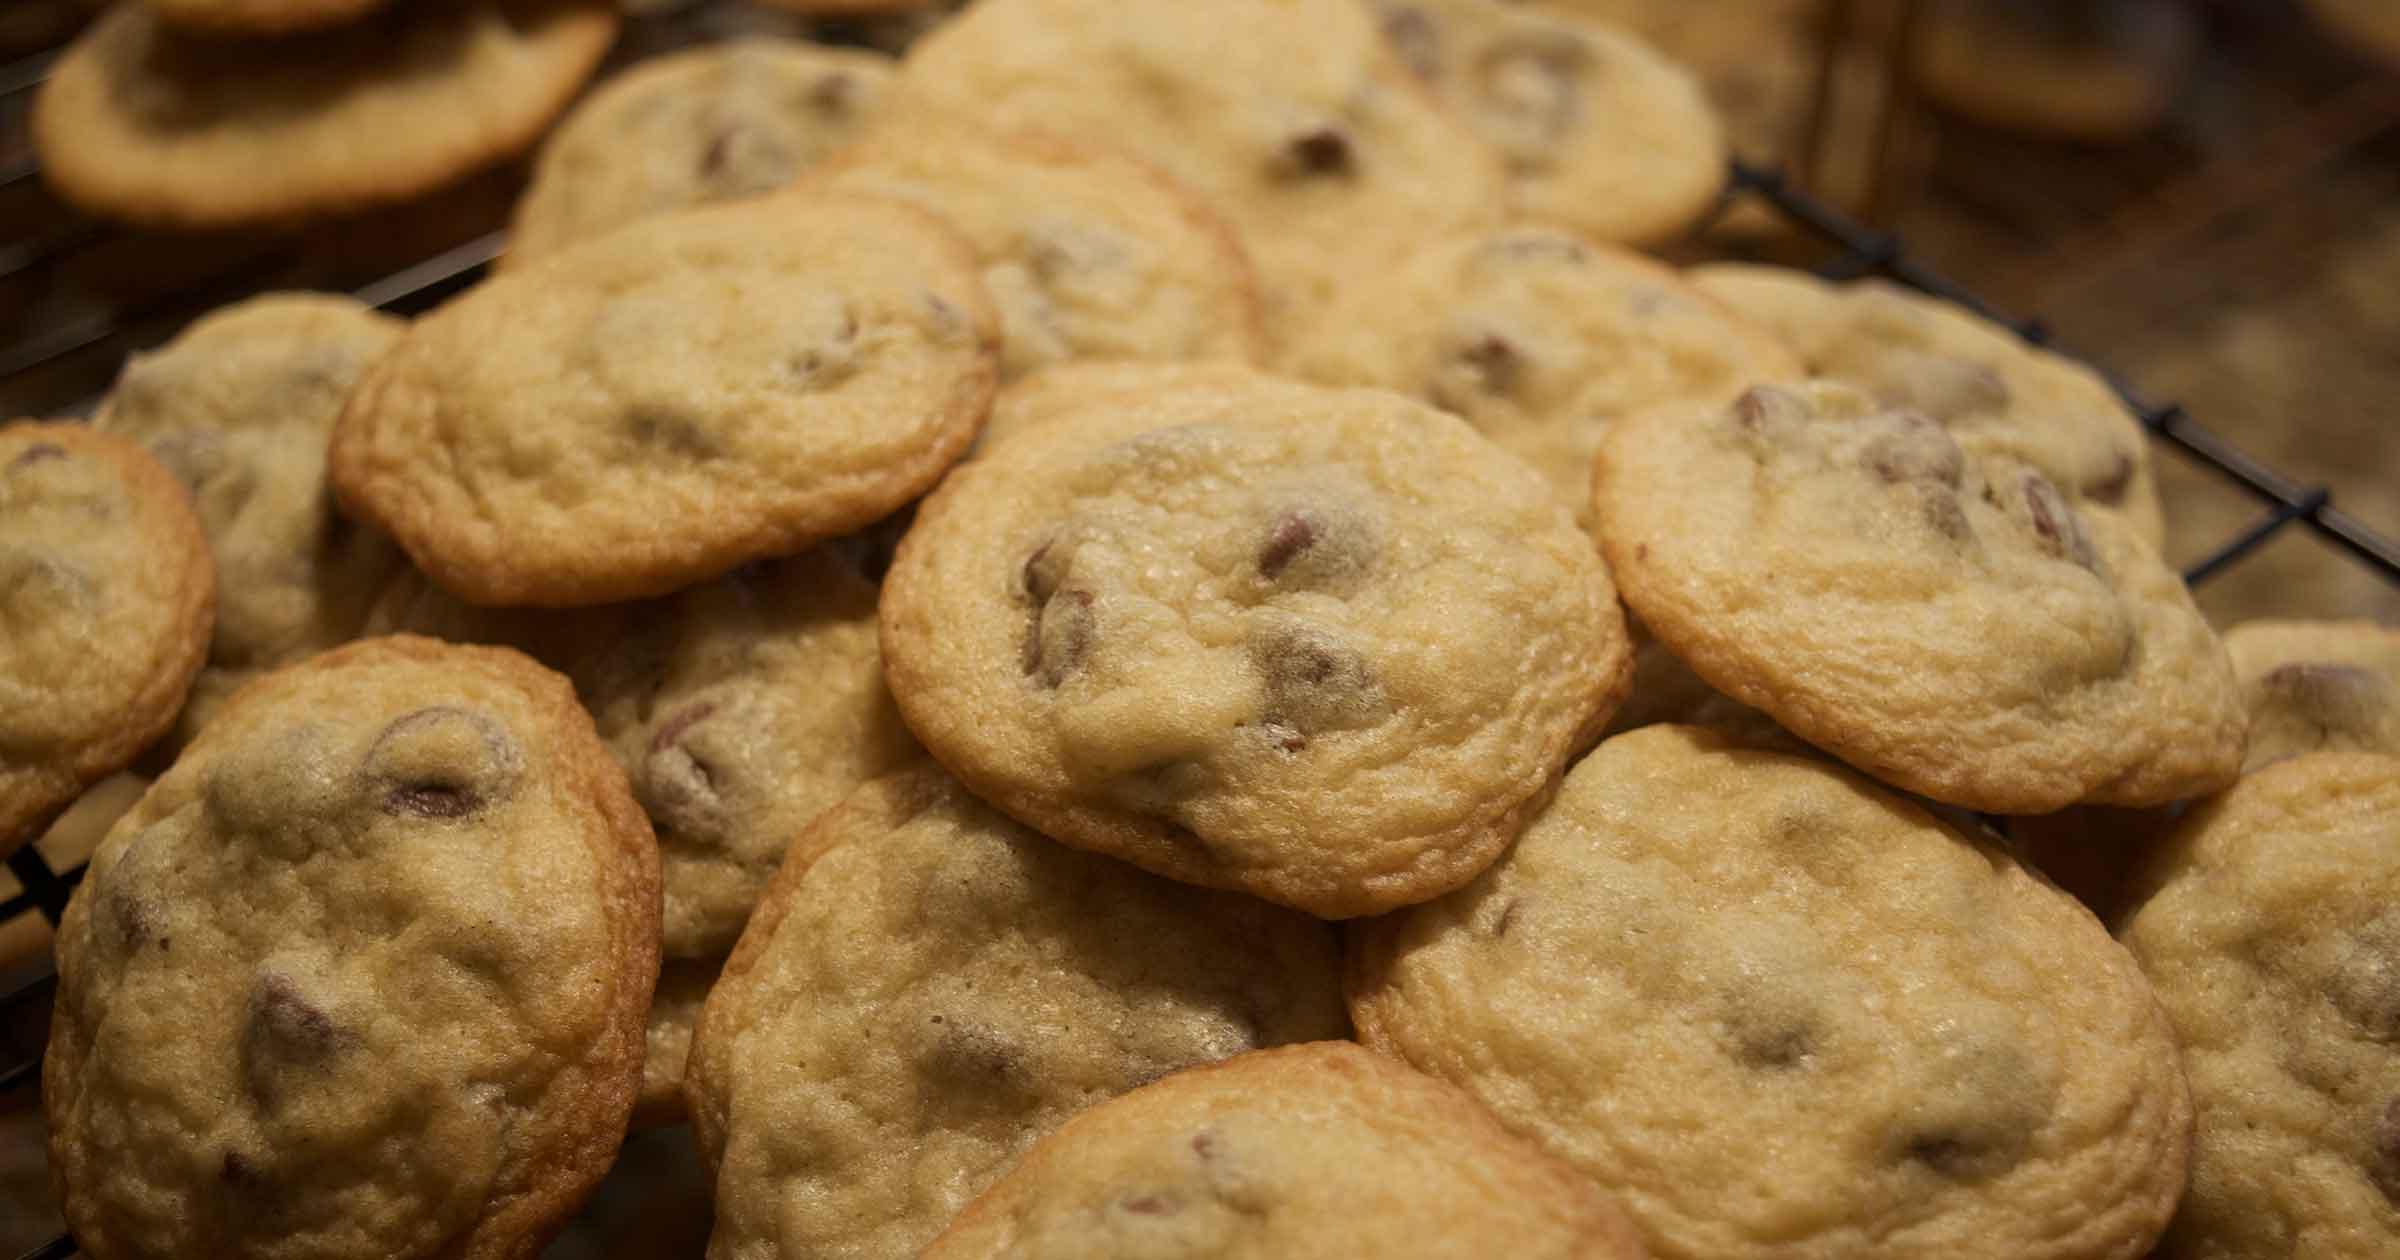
[9,1,2398,1258]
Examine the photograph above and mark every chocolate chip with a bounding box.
[920,1022,1032,1096]
[810,71,857,115]
[6,442,65,472]
[365,706,522,823]
[385,783,475,818]
[1024,589,1095,687]
[1732,385,1806,436]
[2022,473,2099,570]
[625,409,724,459]
[1192,1131,1221,1161]
[1120,1194,1178,1217]
[700,130,737,177]
[1380,5,1440,79]
[639,701,729,842]
[1454,332,1520,397]
[2371,1098,2400,1206]
[1022,536,1064,601]
[1492,896,1523,939]
[247,972,342,1063]
[1258,511,1319,579]
[1253,624,1388,736]
[1282,127,1354,177]
[648,701,718,760]
[1863,413,1964,487]
[2087,451,2136,505]
[2262,664,2393,741]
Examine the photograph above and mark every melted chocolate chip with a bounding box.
[1120,1194,1178,1217]
[649,701,719,760]
[1455,332,1520,396]
[699,130,738,177]
[2087,451,2137,506]
[385,783,476,818]
[248,972,342,1062]
[1252,624,1387,735]
[1022,537,1063,601]
[1732,385,1804,435]
[625,409,725,459]
[2022,473,2099,570]
[810,72,857,115]
[6,442,66,472]
[1192,1131,1221,1161]
[1492,897,1523,939]
[1024,589,1095,687]
[1283,127,1355,177]
[1863,413,1964,487]
[1258,511,1319,579]
[365,706,522,823]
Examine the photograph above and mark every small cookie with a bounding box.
[34,0,618,230]
[1597,381,2242,813]
[95,294,409,749]
[508,39,896,266]
[331,193,1001,607]
[812,124,1267,381]
[1370,0,1727,246]
[2223,619,2400,771]
[145,0,386,36]
[2121,752,2400,1259]
[880,376,1632,918]
[1281,224,1801,530]
[683,766,1347,1260]
[44,635,660,1260]
[920,1042,1646,1260]
[1909,0,2196,144]
[1351,724,2193,1260]
[1,423,213,855]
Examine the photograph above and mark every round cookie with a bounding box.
[34,0,618,230]
[2121,752,2400,1259]
[331,193,1001,607]
[1280,224,1802,531]
[811,124,1267,381]
[683,766,1347,1260]
[2223,619,2400,771]
[145,0,387,36]
[1597,381,2242,814]
[94,294,409,750]
[920,1042,1647,1260]
[1908,0,2196,144]
[880,376,1632,919]
[1,423,213,856]
[1690,264,2166,546]
[1351,724,2193,1260]
[43,635,660,1260]
[507,39,896,267]
[1369,0,1727,247]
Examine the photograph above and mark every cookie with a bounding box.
[1908,0,2196,144]
[683,766,1347,1260]
[145,0,387,36]
[1596,381,2243,813]
[331,192,1001,607]
[1690,264,2166,545]
[2223,619,2400,771]
[1369,0,1727,246]
[1529,0,1819,170]
[2121,752,2400,1259]
[34,0,618,230]
[1280,224,1801,531]
[811,124,1267,381]
[94,294,409,750]
[1,423,213,856]
[896,0,1506,339]
[920,1042,1646,1260]
[507,39,896,266]
[1351,723,2193,1260]
[43,635,660,1260]
[880,376,1632,918]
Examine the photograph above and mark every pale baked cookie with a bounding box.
[881,377,1631,918]
[34,0,618,230]
[331,193,1001,607]
[1,423,213,856]
[683,766,1347,1260]
[979,362,1275,454]
[1352,724,2193,1260]
[1370,0,1726,246]
[2121,752,2400,1259]
[95,294,408,749]
[145,0,385,36]
[920,1042,1646,1260]
[508,39,895,266]
[44,635,660,1260]
[1909,0,2196,144]
[1596,382,2242,813]
[812,125,1266,381]
[2223,619,2400,771]
[896,0,1506,339]
[1281,224,1801,530]
[1691,264,2166,545]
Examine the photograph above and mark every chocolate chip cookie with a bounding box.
[683,766,1346,1260]
[1,423,213,856]
[920,1042,1646,1260]
[331,192,1001,607]
[44,635,660,1260]
[1597,381,2244,813]
[1352,723,2193,1260]
[881,376,1632,919]
[2224,618,2400,771]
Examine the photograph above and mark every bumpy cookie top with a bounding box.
[0,423,213,854]
[1369,0,1727,246]
[1351,725,2193,1260]
[1281,224,1800,529]
[684,767,1346,1260]
[897,0,1505,336]
[33,0,618,229]
[812,124,1266,381]
[43,635,660,1260]
[880,377,1631,918]
[508,39,895,265]
[1597,381,2243,813]
[2222,619,2400,771]
[146,0,387,35]
[331,193,1001,606]
[920,1042,1647,1260]
[2121,753,2400,1259]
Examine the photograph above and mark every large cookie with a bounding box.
[683,766,1347,1260]
[1596,381,2243,813]
[920,1042,1646,1260]
[508,39,896,266]
[1,423,213,855]
[881,376,1632,918]
[34,0,618,230]
[2121,752,2400,1259]
[2223,618,2400,771]
[43,635,660,1260]
[1351,724,2193,1260]
[332,193,1001,607]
